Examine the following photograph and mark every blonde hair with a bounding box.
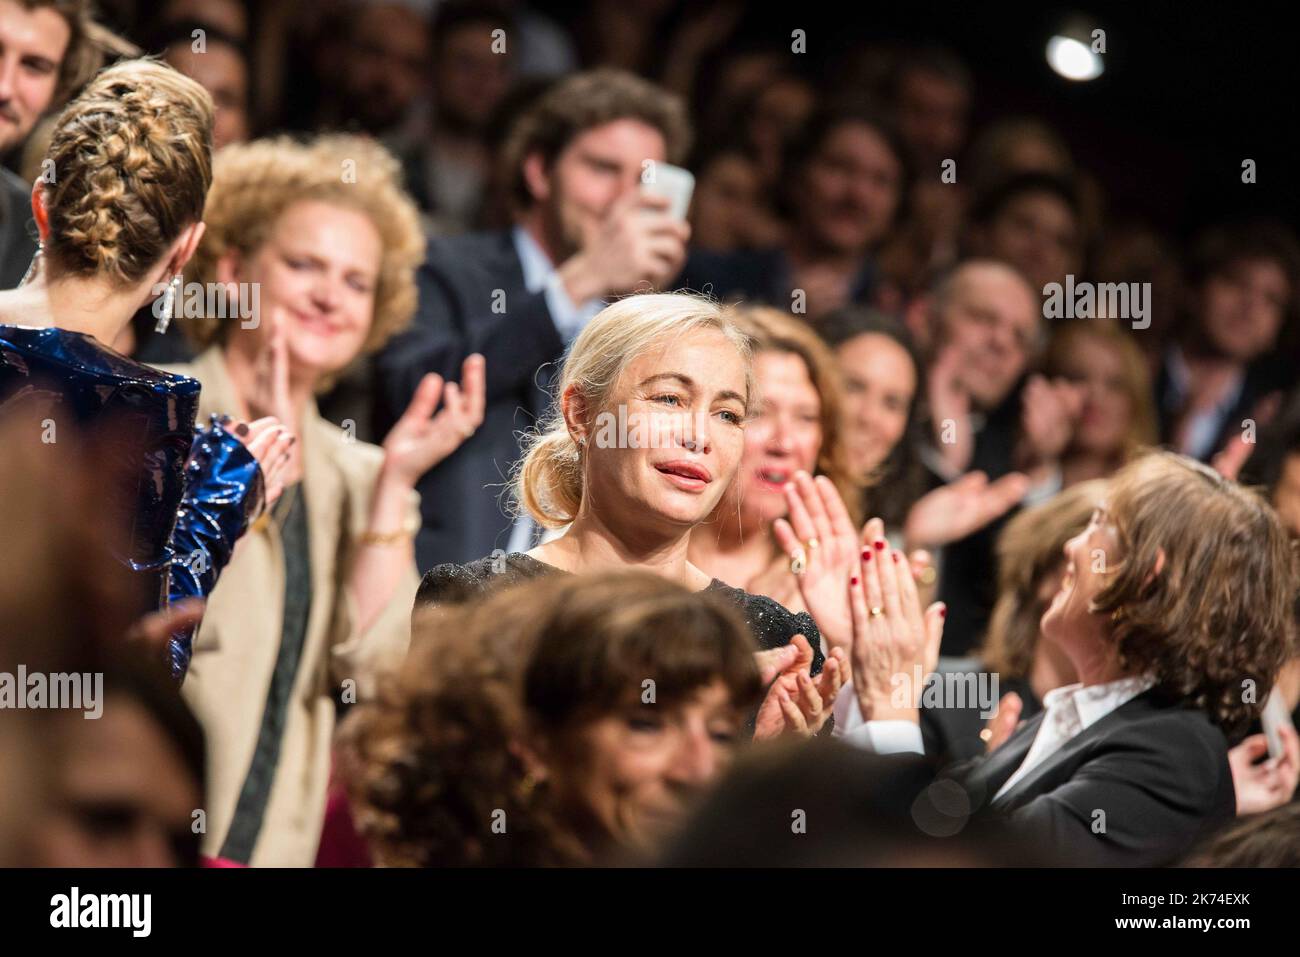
[515,293,754,528]
[43,58,212,285]
[1044,319,1158,458]
[730,305,861,525]
[185,134,425,355]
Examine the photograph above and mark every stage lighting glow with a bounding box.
[1047,35,1103,81]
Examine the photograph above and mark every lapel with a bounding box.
[966,709,1043,800]
[990,689,1161,809]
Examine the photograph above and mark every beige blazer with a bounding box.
[163,348,418,866]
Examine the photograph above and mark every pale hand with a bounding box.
[903,470,1030,550]
[753,635,848,739]
[382,354,486,487]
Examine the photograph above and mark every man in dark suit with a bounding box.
[372,69,692,569]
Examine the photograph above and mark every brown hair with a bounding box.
[502,68,691,210]
[982,479,1108,678]
[1044,319,1158,459]
[184,134,423,356]
[731,305,861,525]
[42,58,212,286]
[339,571,762,867]
[1185,802,1300,867]
[1097,452,1297,735]
[21,0,138,106]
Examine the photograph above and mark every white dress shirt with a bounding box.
[992,673,1155,800]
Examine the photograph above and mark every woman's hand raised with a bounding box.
[849,518,946,724]
[753,634,848,739]
[381,354,486,487]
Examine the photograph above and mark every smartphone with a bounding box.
[1262,688,1294,761]
[641,162,695,221]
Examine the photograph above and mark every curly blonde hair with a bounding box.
[184,134,424,355]
[42,57,212,285]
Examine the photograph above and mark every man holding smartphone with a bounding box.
[372,69,693,568]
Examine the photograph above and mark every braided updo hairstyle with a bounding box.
[41,58,213,286]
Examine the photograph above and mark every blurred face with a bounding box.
[731,350,822,527]
[32,697,200,867]
[801,122,902,254]
[559,680,742,851]
[748,76,814,179]
[938,268,1040,408]
[580,328,748,532]
[690,153,762,252]
[0,0,69,152]
[1041,504,1122,653]
[1198,258,1290,362]
[232,200,382,382]
[164,42,249,149]
[980,191,1080,292]
[537,118,667,260]
[895,68,968,165]
[344,3,430,132]
[1272,453,1300,536]
[838,332,916,476]
[434,22,513,132]
[1055,334,1133,457]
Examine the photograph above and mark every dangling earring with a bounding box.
[18,241,43,287]
[154,273,182,334]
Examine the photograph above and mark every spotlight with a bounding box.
[1047,16,1104,81]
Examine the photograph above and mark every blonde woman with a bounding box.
[0,59,292,675]
[162,134,485,866]
[418,292,846,738]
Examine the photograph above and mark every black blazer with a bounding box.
[373,230,567,570]
[948,688,1234,866]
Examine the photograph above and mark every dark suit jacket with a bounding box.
[1154,351,1287,463]
[949,688,1234,866]
[373,230,566,570]
[675,246,879,311]
[0,166,36,290]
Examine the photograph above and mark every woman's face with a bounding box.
[581,328,748,532]
[562,679,742,851]
[232,199,382,382]
[837,333,916,477]
[729,350,822,527]
[1041,504,1123,652]
[1057,335,1133,457]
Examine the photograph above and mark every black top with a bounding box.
[418,552,825,674]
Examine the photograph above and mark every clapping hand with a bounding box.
[903,470,1030,550]
[753,634,848,739]
[381,354,486,487]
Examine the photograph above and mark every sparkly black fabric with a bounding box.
[417,552,825,674]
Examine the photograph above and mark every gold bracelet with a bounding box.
[359,515,420,547]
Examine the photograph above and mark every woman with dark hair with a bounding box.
[0,59,292,677]
[840,451,1298,865]
[341,571,765,866]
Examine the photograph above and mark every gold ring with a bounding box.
[918,566,937,586]
[869,606,883,618]
[790,549,807,576]
[806,537,820,551]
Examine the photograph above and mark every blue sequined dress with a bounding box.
[0,325,264,677]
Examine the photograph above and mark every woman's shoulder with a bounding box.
[3,324,199,396]
[706,580,823,658]
[416,552,553,607]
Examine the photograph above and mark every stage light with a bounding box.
[1047,17,1104,81]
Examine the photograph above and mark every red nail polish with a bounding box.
[939,606,947,618]
[863,551,872,562]
[850,576,859,585]
[892,552,899,563]
[874,539,885,551]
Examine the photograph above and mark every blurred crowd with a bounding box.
[1,0,1299,871]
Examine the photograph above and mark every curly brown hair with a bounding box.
[184,134,424,357]
[338,571,762,867]
[1096,452,1298,736]
[42,57,212,286]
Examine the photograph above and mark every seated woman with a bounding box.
[688,306,859,617]
[418,293,845,715]
[0,60,291,676]
[162,134,485,867]
[838,451,1296,866]
[341,571,764,866]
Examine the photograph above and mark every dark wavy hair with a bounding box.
[1095,452,1297,736]
[338,571,762,867]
